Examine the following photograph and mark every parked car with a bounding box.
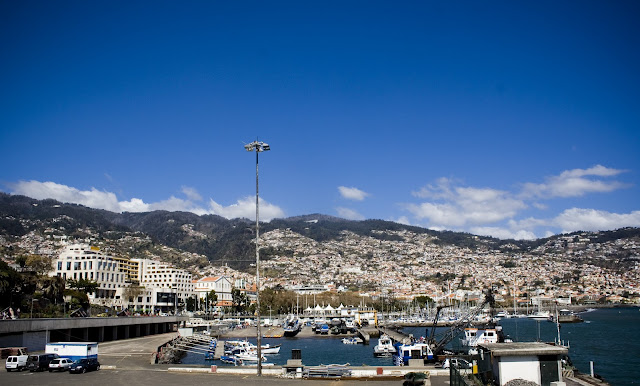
[48,358,73,372]
[26,354,58,372]
[442,357,472,369]
[5,355,28,372]
[69,358,100,373]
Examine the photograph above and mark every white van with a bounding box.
[5,355,28,371]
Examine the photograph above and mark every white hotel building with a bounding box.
[52,243,194,313]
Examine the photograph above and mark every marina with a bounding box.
[171,307,638,384]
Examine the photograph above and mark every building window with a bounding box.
[57,262,62,270]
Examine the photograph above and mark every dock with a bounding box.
[377,327,412,344]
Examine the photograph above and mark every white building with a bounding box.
[193,276,233,309]
[135,258,194,312]
[52,244,126,305]
[52,243,194,313]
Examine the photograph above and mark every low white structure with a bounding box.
[478,342,568,386]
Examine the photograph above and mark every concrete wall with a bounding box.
[0,316,186,352]
[498,356,540,385]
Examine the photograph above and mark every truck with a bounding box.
[45,342,98,361]
[5,348,28,372]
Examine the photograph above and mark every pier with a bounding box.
[377,327,412,344]
[0,316,187,353]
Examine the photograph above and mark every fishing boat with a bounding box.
[460,325,511,354]
[283,314,302,337]
[373,334,396,357]
[550,309,584,323]
[392,342,433,366]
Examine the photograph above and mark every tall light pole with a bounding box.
[244,140,270,376]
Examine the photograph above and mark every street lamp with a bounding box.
[244,140,270,376]
[173,287,178,316]
[30,299,37,319]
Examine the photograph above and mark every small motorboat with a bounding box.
[342,336,362,345]
[373,334,396,357]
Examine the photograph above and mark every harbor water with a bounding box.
[182,307,639,385]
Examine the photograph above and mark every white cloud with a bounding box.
[8,180,284,221]
[406,165,634,239]
[394,216,411,225]
[552,208,640,233]
[181,186,202,201]
[412,177,456,200]
[469,226,537,240]
[338,186,370,201]
[406,182,526,227]
[149,196,209,215]
[208,196,284,221]
[11,180,123,212]
[119,198,149,212]
[336,207,365,220]
[521,165,628,198]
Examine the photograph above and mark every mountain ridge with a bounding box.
[1,193,638,271]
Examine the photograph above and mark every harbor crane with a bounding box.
[427,289,496,357]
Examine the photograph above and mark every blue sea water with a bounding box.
[182,307,639,385]
[496,307,640,386]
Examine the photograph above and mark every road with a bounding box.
[1,368,451,386]
[1,332,452,385]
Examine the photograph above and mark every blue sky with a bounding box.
[1,1,639,239]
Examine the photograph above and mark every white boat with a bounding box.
[393,342,433,366]
[224,339,280,354]
[527,311,552,321]
[283,314,302,337]
[230,347,266,362]
[342,337,362,345]
[260,344,282,354]
[373,334,397,357]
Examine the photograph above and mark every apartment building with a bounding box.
[52,244,126,304]
[52,243,194,312]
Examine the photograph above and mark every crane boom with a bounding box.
[428,289,495,357]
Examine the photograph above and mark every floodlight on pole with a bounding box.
[244,140,270,376]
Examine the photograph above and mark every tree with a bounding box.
[232,288,248,313]
[186,296,197,312]
[67,278,99,294]
[15,255,27,270]
[414,295,434,308]
[0,261,23,308]
[25,254,52,275]
[123,285,145,303]
[206,290,218,312]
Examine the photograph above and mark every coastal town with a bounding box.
[2,210,639,314]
